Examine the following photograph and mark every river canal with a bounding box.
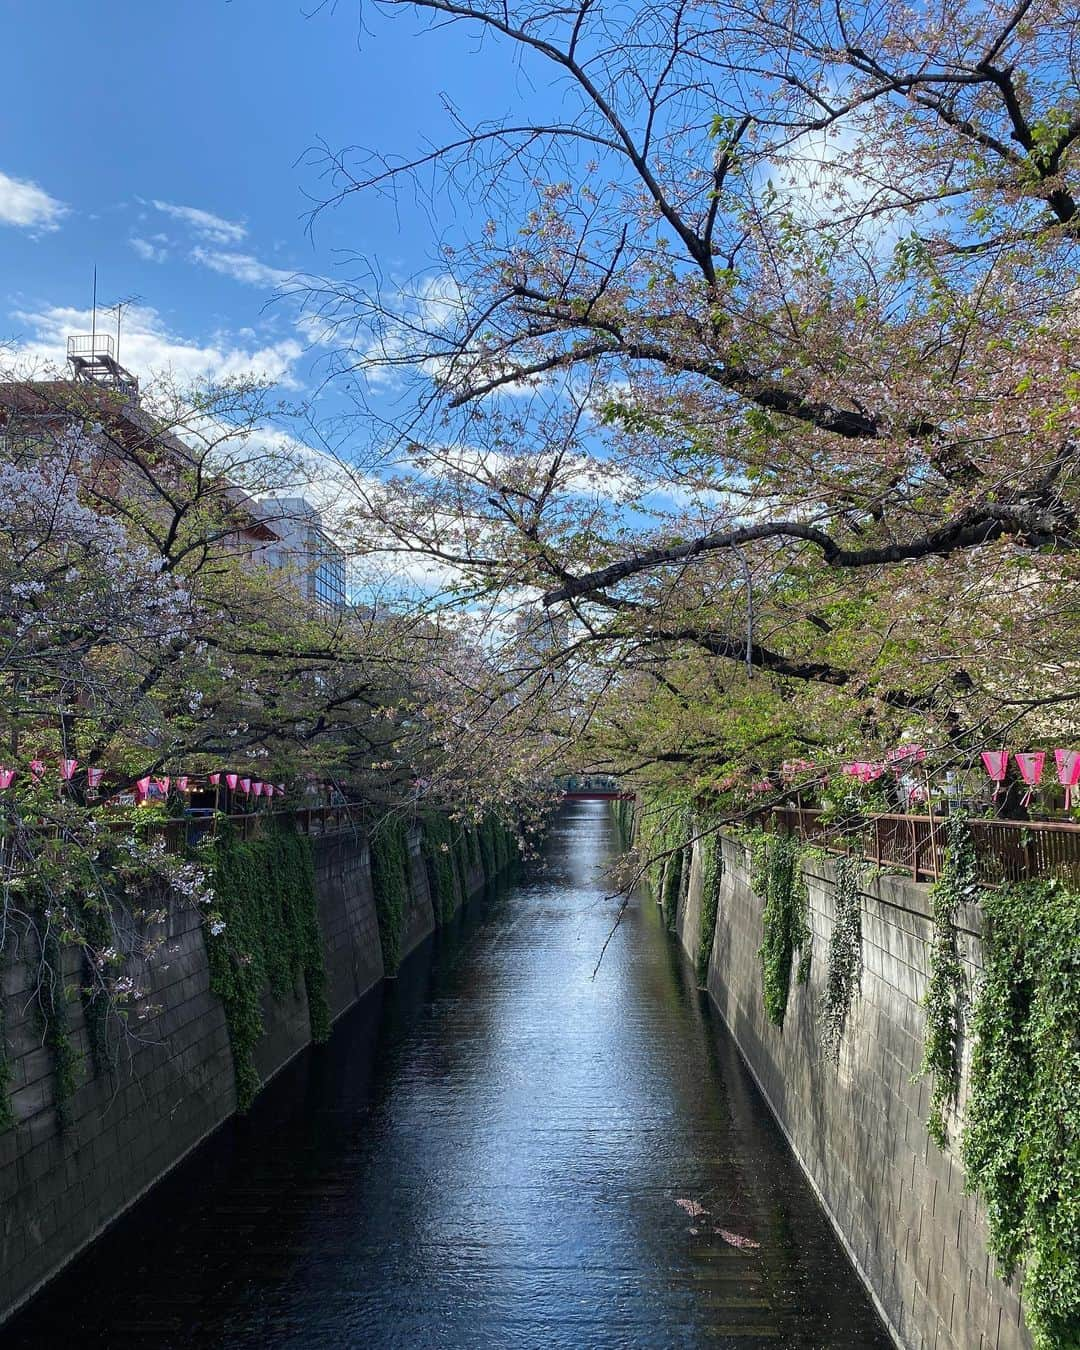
[1,802,889,1348]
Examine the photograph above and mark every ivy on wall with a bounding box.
[918,812,971,1148]
[370,815,410,978]
[961,879,1080,1350]
[477,815,496,879]
[417,812,515,934]
[749,831,811,1029]
[39,921,79,1129]
[76,883,117,1080]
[634,796,693,934]
[420,813,461,924]
[819,855,864,1065]
[207,826,329,1112]
[661,834,687,932]
[696,825,724,987]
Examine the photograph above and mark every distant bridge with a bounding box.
[560,790,636,801]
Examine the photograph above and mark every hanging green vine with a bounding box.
[451,825,469,899]
[39,922,79,1129]
[635,795,693,936]
[76,884,116,1079]
[478,814,497,879]
[918,812,972,1148]
[421,813,461,923]
[819,855,864,1064]
[696,823,724,986]
[206,825,329,1111]
[661,835,687,931]
[961,879,1080,1350]
[751,831,812,1029]
[370,815,411,977]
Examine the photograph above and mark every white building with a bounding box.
[258,496,347,612]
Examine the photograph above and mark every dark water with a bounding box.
[2,803,889,1348]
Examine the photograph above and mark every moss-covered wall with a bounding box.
[0,810,514,1327]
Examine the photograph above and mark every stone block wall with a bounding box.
[0,817,489,1325]
[676,834,1031,1350]
[0,894,235,1325]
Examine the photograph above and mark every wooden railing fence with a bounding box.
[767,807,1080,884]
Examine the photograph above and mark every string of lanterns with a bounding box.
[738,745,1080,813]
[980,749,1080,807]
[0,758,288,803]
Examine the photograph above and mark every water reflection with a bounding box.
[2,802,889,1348]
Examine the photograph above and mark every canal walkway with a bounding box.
[1,802,889,1347]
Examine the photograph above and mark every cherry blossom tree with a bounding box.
[302,0,1080,792]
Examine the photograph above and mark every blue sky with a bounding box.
[2,0,527,428]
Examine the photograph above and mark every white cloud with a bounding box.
[150,199,246,244]
[0,170,67,233]
[189,247,296,289]
[762,117,928,255]
[131,236,169,263]
[10,302,304,389]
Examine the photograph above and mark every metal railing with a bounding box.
[155,804,362,850]
[67,333,117,358]
[768,807,1080,884]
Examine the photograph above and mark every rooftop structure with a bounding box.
[66,334,139,401]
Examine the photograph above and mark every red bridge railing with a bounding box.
[768,807,1080,884]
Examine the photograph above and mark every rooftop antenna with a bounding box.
[111,294,140,369]
[90,265,97,352]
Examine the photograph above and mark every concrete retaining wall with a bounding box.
[675,833,1031,1350]
[0,820,484,1324]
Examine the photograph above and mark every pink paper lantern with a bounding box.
[87,767,105,788]
[59,758,78,781]
[1055,749,1080,809]
[209,772,221,786]
[240,777,251,795]
[1014,751,1045,807]
[980,750,1009,799]
[0,768,14,789]
[887,745,926,770]
[155,776,171,795]
[252,782,263,797]
[136,776,152,798]
[226,773,239,791]
[177,776,189,792]
[29,760,45,780]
